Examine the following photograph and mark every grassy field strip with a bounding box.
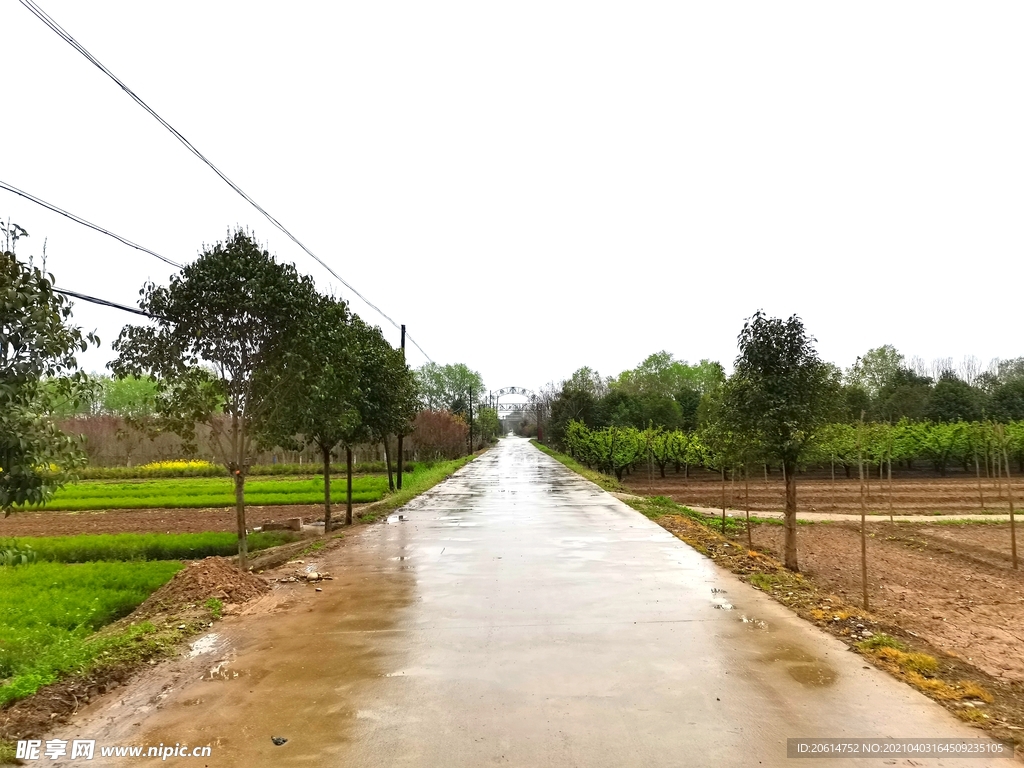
[0,561,183,707]
[79,460,421,480]
[11,531,301,563]
[36,474,394,511]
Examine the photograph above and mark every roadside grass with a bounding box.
[358,454,482,523]
[0,561,183,707]
[855,634,993,709]
[203,598,223,618]
[34,473,398,511]
[5,531,300,563]
[529,441,624,492]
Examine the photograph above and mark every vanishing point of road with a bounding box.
[66,438,998,767]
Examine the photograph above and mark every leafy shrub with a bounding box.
[0,539,38,566]
[139,460,217,471]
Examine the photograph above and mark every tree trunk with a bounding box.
[830,453,836,509]
[1002,440,1018,570]
[857,425,870,611]
[322,444,333,532]
[234,471,248,569]
[384,438,395,492]
[396,434,404,490]
[783,460,798,571]
[975,449,985,511]
[346,447,354,525]
[744,464,751,550]
[720,466,727,535]
[887,455,894,524]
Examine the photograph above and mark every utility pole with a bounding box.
[396,325,406,490]
[468,386,474,454]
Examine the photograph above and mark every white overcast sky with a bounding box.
[3,1,1022,393]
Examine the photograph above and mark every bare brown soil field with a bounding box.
[622,467,1024,516]
[0,503,358,537]
[747,521,1024,684]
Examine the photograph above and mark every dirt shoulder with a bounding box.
[750,521,1024,684]
[640,504,1024,754]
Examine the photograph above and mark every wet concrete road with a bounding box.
[93,438,1000,767]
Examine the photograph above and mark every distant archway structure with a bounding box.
[490,387,541,438]
[492,386,536,413]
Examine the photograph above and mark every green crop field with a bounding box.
[10,531,300,563]
[0,561,183,706]
[36,473,400,511]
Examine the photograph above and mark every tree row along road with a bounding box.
[66,438,989,767]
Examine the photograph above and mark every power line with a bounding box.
[54,287,157,319]
[0,180,182,269]
[19,0,434,364]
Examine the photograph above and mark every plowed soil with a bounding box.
[0,503,365,537]
[622,467,1023,517]
[747,521,1024,684]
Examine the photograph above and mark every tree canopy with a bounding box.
[417,362,484,414]
[1,248,97,515]
[111,229,318,563]
[720,312,839,570]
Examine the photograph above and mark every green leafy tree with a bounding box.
[615,352,724,398]
[101,375,158,421]
[417,362,484,415]
[927,373,984,423]
[254,294,360,530]
[722,311,840,571]
[549,367,606,445]
[595,390,643,428]
[876,368,933,422]
[673,386,702,431]
[355,319,419,493]
[101,375,159,467]
[991,379,1024,422]
[848,345,904,398]
[474,407,502,444]
[111,230,317,565]
[1,249,97,515]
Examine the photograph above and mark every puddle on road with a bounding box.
[787,662,838,687]
[205,661,247,681]
[741,616,768,630]
[187,633,222,658]
[753,643,838,689]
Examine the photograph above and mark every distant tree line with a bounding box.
[545,313,1024,573]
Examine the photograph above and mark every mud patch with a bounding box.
[134,557,269,619]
